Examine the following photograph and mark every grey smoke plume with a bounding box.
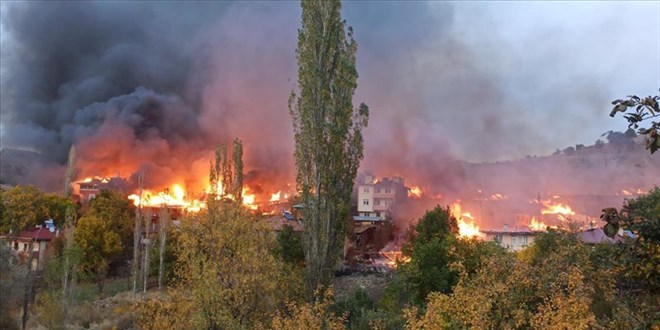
[1,0,657,216]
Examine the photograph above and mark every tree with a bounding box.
[289,0,369,295]
[0,244,26,330]
[74,214,122,294]
[398,206,458,304]
[610,91,660,153]
[0,185,73,233]
[601,187,660,292]
[276,224,306,266]
[74,190,132,294]
[142,203,293,328]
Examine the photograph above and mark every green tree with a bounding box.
[610,91,660,153]
[140,202,295,328]
[74,214,122,294]
[398,206,458,304]
[83,189,134,260]
[276,224,306,266]
[74,189,131,294]
[289,0,369,295]
[0,185,73,233]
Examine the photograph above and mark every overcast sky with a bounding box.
[1,1,658,165]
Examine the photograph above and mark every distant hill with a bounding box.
[0,148,64,192]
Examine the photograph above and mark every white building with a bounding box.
[481,224,539,251]
[356,175,408,221]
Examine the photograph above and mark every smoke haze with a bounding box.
[1,1,658,218]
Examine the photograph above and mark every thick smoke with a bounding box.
[1,1,658,223]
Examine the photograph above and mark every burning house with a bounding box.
[356,175,409,221]
[77,176,131,203]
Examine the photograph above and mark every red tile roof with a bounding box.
[14,227,57,241]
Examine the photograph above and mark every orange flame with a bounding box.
[528,216,554,231]
[540,200,575,217]
[270,191,282,202]
[488,193,507,200]
[408,186,423,198]
[451,202,483,238]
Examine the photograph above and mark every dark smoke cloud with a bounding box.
[1,0,657,219]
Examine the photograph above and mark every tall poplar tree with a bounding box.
[289,0,369,294]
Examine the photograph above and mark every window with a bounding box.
[374,199,380,206]
[13,242,18,250]
[363,187,370,193]
[88,194,96,201]
[376,188,381,193]
[521,236,528,245]
[511,236,518,246]
[385,188,391,194]
[363,199,369,206]
[376,212,381,218]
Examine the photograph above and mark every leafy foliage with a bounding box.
[0,185,75,233]
[271,289,346,330]
[405,232,634,329]
[276,224,306,266]
[139,201,299,328]
[397,206,458,304]
[289,0,369,295]
[610,92,660,153]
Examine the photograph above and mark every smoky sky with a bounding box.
[0,1,658,192]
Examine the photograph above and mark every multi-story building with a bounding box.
[356,175,408,221]
[77,176,130,203]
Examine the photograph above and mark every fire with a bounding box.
[528,216,553,231]
[540,200,575,217]
[270,191,282,202]
[621,188,645,196]
[242,188,257,210]
[126,179,261,212]
[128,184,206,213]
[488,193,507,200]
[408,186,423,198]
[451,202,483,238]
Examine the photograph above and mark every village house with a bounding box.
[1,224,58,270]
[356,175,408,221]
[77,176,131,203]
[481,224,539,251]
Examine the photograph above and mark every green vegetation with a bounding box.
[289,0,369,295]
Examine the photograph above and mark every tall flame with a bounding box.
[540,200,575,217]
[451,202,482,238]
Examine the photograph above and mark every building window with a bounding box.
[363,187,370,193]
[511,236,518,246]
[495,235,502,243]
[375,188,381,193]
[88,194,96,201]
[13,242,18,250]
[376,212,381,218]
[385,199,392,206]
[363,199,369,206]
[521,236,528,245]
[374,199,380,206]
[385,188,391,194]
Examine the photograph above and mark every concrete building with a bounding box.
[481,224,539,251]
[356,175,408,221]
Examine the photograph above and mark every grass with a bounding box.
[73,277,132,303]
